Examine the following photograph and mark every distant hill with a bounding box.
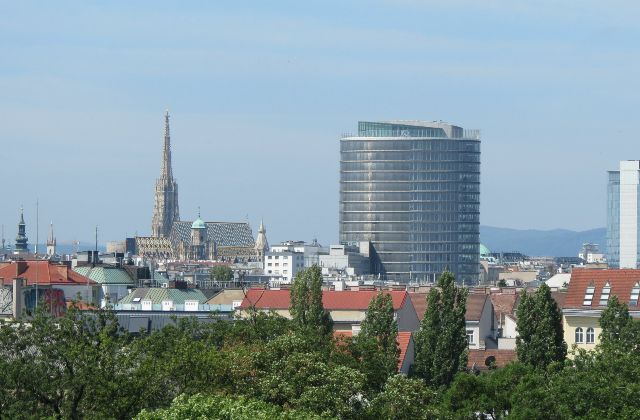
[480,226,606,257]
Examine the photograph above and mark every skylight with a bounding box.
[583,285,595,306]
[599,282,611,306]
[631,282,640,306]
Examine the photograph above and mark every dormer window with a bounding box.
[631,282,640,306]
[583,285,595,306]
[599,282,611,306]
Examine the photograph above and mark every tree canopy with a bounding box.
[412,271,468,388]
[516,284,566,369]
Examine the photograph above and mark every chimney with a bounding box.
[15,260,27,277]
[12,277,23,320]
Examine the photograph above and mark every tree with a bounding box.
[368,375,440,419]
[210,265,233,282]
[289,265,332,339]
[0,304,145,419]
[252,333,365,418]
[498,279,507,288]
[516,284,566,369]
[412,271,468,388]
[135,393,324,420]
[353,292,400,391]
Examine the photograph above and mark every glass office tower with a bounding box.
[607,160,640,268]
[339,121,481,284]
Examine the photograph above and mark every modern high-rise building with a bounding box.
[607,160,640,268]
[151,111,180,238]
[339,121,481,284]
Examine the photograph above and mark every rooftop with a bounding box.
[0,260,96,286]
[238,289,408,311]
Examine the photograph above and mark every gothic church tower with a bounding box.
[151,111,180,237]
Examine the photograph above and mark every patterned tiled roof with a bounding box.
[117,287,207,305]
[73,266,135,285]
[135,236,173,257]
[169,221,255,249]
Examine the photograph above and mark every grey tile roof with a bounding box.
[117,287,208,305]
[73,266,135,285]
[169,221,255,249]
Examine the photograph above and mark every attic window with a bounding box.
[583,285,595,306]
[599,282,611,306]
[132,297,141,303]
[630,282,640,306]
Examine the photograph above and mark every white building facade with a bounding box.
[607,160,640,268]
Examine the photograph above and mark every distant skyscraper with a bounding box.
[339,121,481,284]
[151,111,180,238]
[14,206,29,254]
[607,160,640,268]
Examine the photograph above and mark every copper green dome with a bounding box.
[480,243,491,257]
[191,218,206,229]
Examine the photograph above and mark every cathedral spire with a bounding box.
[161,110,173,179]
[152,111,180,238]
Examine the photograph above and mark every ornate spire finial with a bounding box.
[198,206,201,219]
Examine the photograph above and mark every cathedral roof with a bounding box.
[170,221,255,249]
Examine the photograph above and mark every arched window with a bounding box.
[575,327,584,343]
[586,327,595,344]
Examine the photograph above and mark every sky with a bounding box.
[1,0,640,246]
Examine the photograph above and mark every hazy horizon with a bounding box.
[2,1,639,244]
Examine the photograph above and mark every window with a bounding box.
[575,327,584,343]
[275,263,279,267]
[631,282,640,306]
[283,263,288,267]
[267,256,272,259]
[267,263,272,267]
[583,285,595,306]
[466,330,474,344]
[599,282,611,306]
[586,327,595,344]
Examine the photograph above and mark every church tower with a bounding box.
[14,207,29,254]
[47,222,56,256]
[151,111,180,237]
[254,219,269,261]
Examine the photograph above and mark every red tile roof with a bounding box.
[489,292,519,321]
[564,268,640,310]
[408,292,428,321]
[466,294,489,321]
[238,289,408,311]
[397,331,412,371]
[468,349,517,370]
[0,260,96,286]
[334,330,412,372]
[409,291,488,321]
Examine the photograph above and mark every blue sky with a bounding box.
[1,1,639,245]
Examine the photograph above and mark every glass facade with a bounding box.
[339,121,480,284]
[606,171,620,267]
[606,162,640,268]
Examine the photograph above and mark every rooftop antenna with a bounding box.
[1,224,4,251]
[35,199,39,256]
